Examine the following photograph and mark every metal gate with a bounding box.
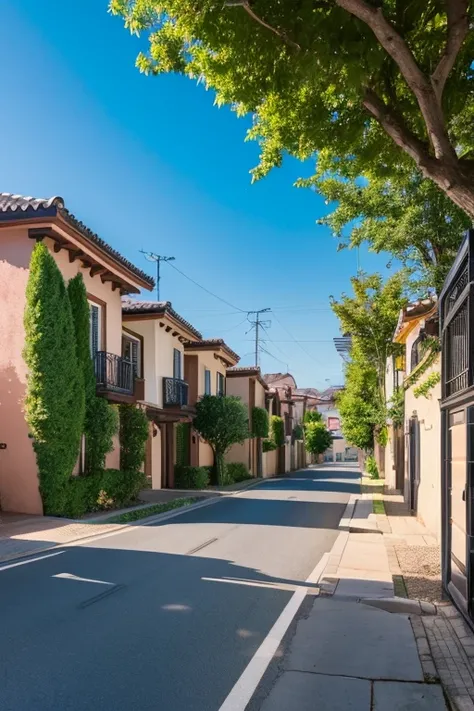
[408,417,420,514]
[440,229,474,621]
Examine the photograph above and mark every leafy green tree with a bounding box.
[68,274,118,473]
[251,406,269,438]
[309,164,470,294]
[119,404,149,473]
[304,421,332,457]
[193,395,249,485]
[23,243,85,514]
[304,410,323,425]
[331,273,406,400]
[111,0,474,216]
[336,348,383,451]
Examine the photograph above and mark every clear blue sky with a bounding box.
[1,0,392,389]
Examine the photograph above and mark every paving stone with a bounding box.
[260,671,371,711]
[287,598,423,681]
[373,681,447,710]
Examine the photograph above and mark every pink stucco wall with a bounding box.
[0,226,127,513]
[0,229,43,513]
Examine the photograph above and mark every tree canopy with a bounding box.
[111,0,474,217]
[308,164,470,294]
[304,421,332,456]
[194,395,249,484]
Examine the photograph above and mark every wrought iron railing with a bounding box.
[95,351,134,394]
[163,377,189,407]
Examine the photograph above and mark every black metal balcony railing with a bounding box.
[163,377,189,407]
[95,351,134,395]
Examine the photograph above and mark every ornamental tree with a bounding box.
[310,164,470,294]
[111,0,474,217]
[194,395,249,484]
[304,421,333,456]
[23,243,85,514]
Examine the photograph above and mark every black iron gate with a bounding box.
[440,229,474,623]
[408,417,420,514]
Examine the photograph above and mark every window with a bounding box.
[410,333,426,372]
[89,302,102,358]
[122,334,141,378]
[216,372,225,397]
[204,369,211,395]
[173,348,182,380]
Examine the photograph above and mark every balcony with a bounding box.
[95,351,134,396]
[163,377,189,408]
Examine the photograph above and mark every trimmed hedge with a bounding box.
[64,468,147,519]
[366,455,379,480]
[263,439,277,452]
[227,462,251,483]
[251,407,269,438]
[119,404,149,473]
[175,465,210,489]
[270,416,285,447]
[23,243,85,515]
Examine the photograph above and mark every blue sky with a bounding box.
[1,0,392,389]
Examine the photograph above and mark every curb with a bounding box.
[0,475,273,567]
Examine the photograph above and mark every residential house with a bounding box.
[384,298,440,541]
[121,299,202,490]
[184,338,240,468]
[439,232,474,620]
[315,386,357,463]
[226,366,269,477]
[0,193,154,514]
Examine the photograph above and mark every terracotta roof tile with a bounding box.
[0,192,154,289]
[184,338,240,364]
[122,298,202,339]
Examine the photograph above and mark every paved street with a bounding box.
[0,466,357,711]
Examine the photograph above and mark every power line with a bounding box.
[271,311,326,367]
[259,345,289,370]
[140,251,175,301]
[164,260,247,313]
[246,308,271,366]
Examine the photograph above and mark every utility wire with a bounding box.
[259,345,289,369]
[164,260,247,313]
[271,311,326,367]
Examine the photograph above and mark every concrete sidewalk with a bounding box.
[260,488,469,711]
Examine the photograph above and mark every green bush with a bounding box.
[64,468,147,518]
[270,416,285,447]
[23,243,85,515]
[292,424,304,440]
[263,439,277,452]
[175,465,210,489]
[227,462,250,483]
[366,455,379,480]
[119,404,149,473]
[251,407,269,438]
[68,274,119,473]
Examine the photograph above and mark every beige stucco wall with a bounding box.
[125,317,186,408]
[404,325,442,540]
[263,448,278,478]
[226,375,250,404]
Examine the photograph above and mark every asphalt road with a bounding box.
[0,465,360,711]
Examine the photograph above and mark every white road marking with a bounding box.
[52,573,114,586]
[0,550,65,572]
[201,577,318,593]
[218,552,330,711]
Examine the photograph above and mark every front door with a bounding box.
[448,408,468,605]
[409,417,420,513]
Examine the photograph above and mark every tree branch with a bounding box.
[336,0,458,162]
[431,0,469,102]
[362,88,432,167]
[224,0,300,50]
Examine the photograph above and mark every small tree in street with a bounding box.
[193,395,249,485]
[304,410,323,425]
[304,422,333,460]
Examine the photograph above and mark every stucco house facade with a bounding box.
[226,366,269,476]
[184,339,239,468]
[0,193,154,514]
[385,298,441,540]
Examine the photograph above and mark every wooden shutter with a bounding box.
[90,304,100,357]
[173,349,182,380]
[131,340,140,377]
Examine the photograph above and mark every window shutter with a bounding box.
[131,340,140,378]
[90,305,99,357]
[205,369,211,395]
[173,349,181,380]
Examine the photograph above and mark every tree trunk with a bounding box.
[215,451,226,486]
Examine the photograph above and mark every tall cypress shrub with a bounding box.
[23,243,85,514]
[67,273,118,473]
